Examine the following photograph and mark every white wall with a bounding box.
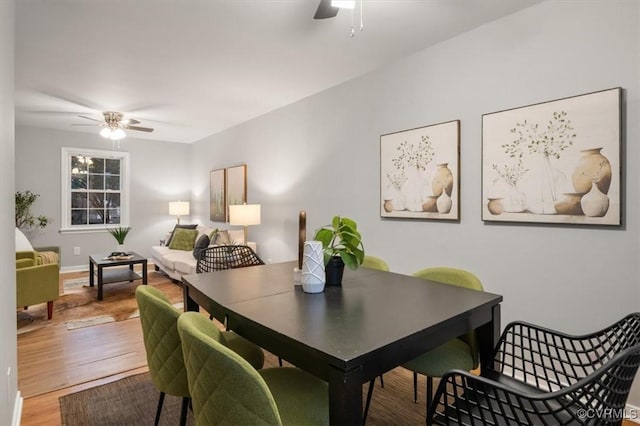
[1,0,19,423]
[15,127,191,268]
[190,1,639,334]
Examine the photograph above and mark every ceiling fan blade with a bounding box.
[314,0,339,19]
[78,114,104,123]
[120,118,141,125]
[122,125,154,133]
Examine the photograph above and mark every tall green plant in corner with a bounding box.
[15,191,50,230]
[313,216,365,270]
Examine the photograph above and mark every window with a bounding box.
[61,147,129,233]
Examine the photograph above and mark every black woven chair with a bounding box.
[428,313,640,425]
[196,245,264,273]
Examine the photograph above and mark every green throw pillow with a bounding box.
[168,228,198,251]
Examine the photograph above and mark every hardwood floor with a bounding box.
[19,271,151,425]
[18,271,639,425]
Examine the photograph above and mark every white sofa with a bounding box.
[150,225,256,281]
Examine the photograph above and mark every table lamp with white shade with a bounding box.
[229,203,261,244]
[169,201,190,224]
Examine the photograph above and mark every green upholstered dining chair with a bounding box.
[136,286,265,426]
[363,267,483,423]
[177,311,329,426]
[361,255,390,272]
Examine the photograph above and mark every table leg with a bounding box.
[129,263,134,282]
[183,285,199,313]
[97,266,104,301]
[89,259,94,287]
[142,260,148,285]
[477,304,501,372]
[328,365,363,426]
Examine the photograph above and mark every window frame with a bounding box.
[60,147,130,234]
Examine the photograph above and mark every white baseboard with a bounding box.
[626,403,640,423]
[60,265,89,273]
[13,390,22,426]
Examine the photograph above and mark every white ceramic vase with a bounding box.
[301,241,325,293]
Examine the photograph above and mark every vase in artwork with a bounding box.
[521,153,567,214]
[402,167,428,212]
[432,163,453,197]
[487,198,503,215]
[421,196,438,213]
[502,184,526,213]
[571,147,611,194]
[301,241,325,293]
[436,190,452,214]
[580,182,609,217]
[553,192,585,215]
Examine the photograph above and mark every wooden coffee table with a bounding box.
[89,252,148,301]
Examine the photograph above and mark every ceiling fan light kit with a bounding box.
[100,126,126,140]
[75,110,154,142]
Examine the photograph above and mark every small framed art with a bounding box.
[380,120,460,220]
[226,164,247,222]
[209,168,226,222]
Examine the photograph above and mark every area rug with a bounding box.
[17,271,183,335]
[58,360,431,425]
[59,372,195,426]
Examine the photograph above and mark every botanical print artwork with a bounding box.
[226,164,247,222]
[210,168,226,222]
[380,120,460,220]
[482,88,621,225]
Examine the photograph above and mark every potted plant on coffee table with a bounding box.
[108,226,131,253]
[313,215,365,286]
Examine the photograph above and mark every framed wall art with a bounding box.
[380,120,460,220]
[482,87,621,226]
[226,164,247,222]
[209,168,227,222]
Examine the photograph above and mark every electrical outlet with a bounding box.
[73,247,81,255]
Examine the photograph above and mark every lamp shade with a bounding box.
[229,204,261,226]
[169,201,190,216]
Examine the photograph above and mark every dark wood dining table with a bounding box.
[182,261,502,425]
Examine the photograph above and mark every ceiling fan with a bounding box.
[74,111,154,140]
[314,1,363,37]
[314,0,340,19]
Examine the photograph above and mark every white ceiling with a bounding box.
[16,0,541,144]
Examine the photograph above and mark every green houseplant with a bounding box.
[15,191,50,230]
[314,216,365,286]
[108,226,131,249]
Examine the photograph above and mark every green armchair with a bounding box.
[16,247,60,320]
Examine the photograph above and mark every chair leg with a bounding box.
[278,357,283,367]
[413,372,418,403]
[47,301,54,320]
[179,397,189,426]
[426,376,433,420]
[154,392,165,426]
[363,378,376,424]
[379,374,384,388]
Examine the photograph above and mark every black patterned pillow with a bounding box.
[192,234,210,259]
